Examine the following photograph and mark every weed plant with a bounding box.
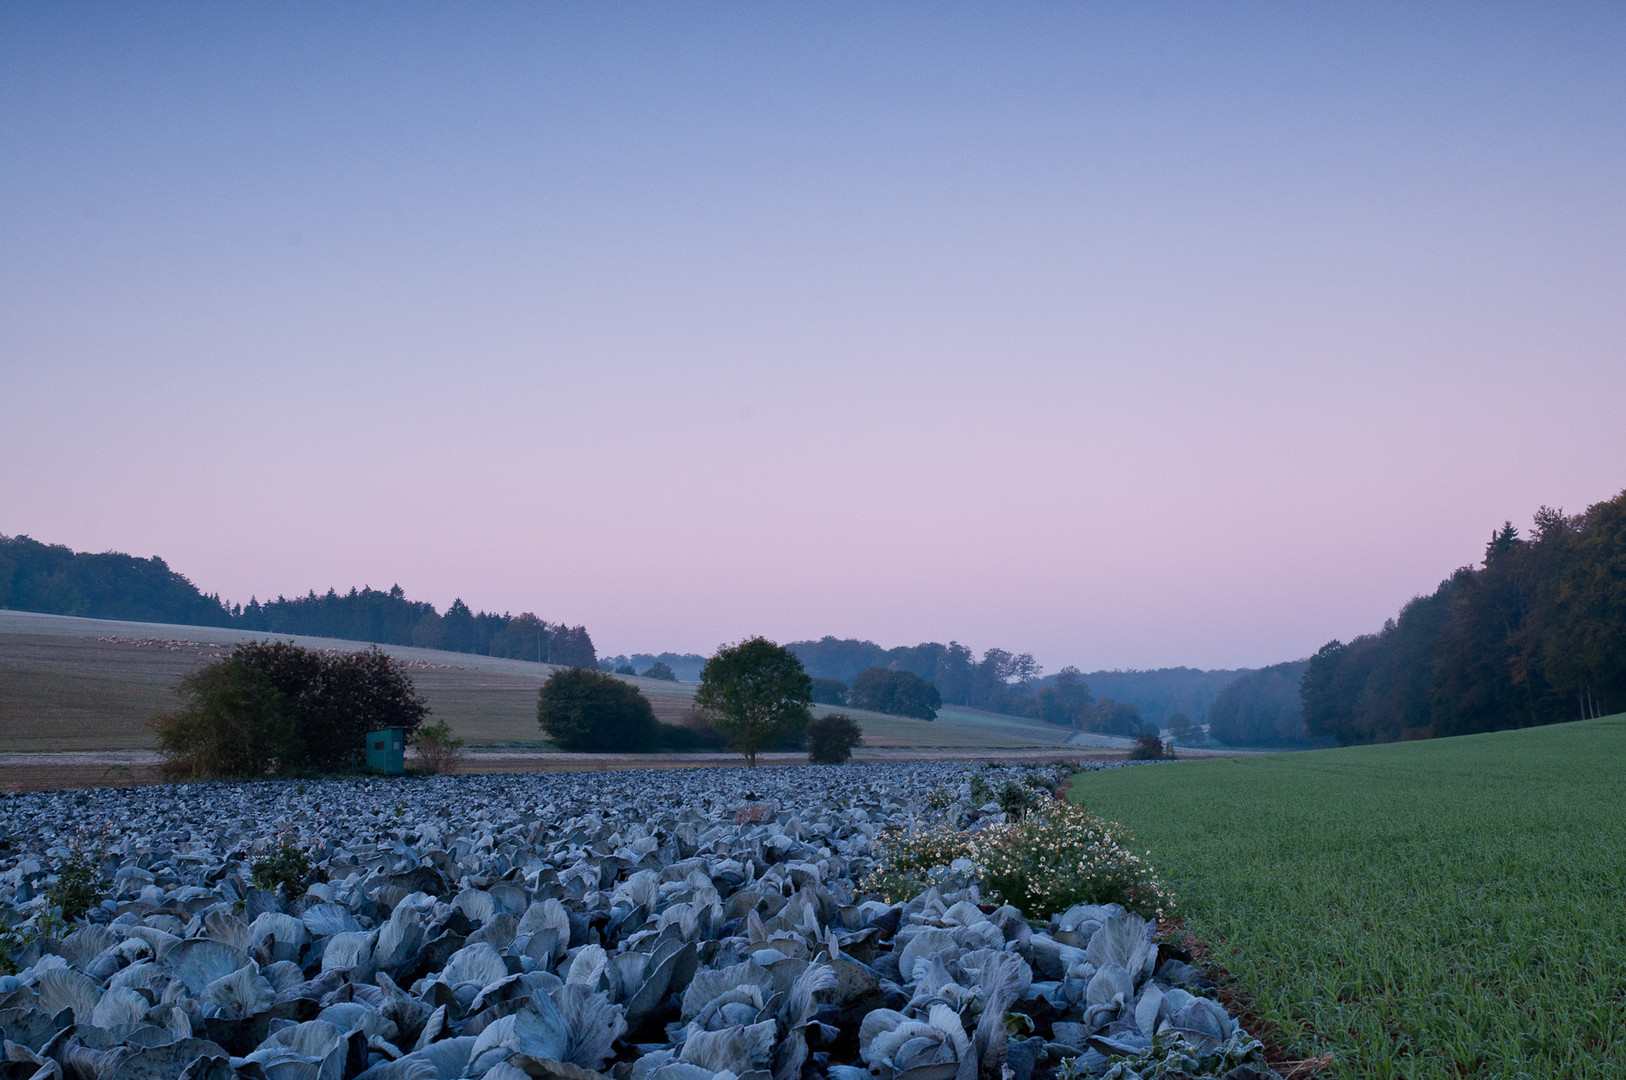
[996,778,1041,820]
[47,848,103,922]
[1070,715,1626,1080]
[251,838,313,896]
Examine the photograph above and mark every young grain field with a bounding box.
[1069,715,1626,1080]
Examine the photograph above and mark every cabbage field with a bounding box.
[0,761,1280,1080]
[1070,714,1626,1080]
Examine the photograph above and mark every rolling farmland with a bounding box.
[0,609,1078,755]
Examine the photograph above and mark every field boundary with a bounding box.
[0,745,1134,793]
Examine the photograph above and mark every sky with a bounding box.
[3,3,1624,671]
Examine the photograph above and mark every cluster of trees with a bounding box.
[152,641,430,776]
[605,659,678,680]
[1034,667,1095,728]
[787,636,1248,729]
[1302,491,1626,744]
[0,534,236,627]
[236,591,596,667]
[810,677,848,705]
[538,636,858,766]
[597,653,707,681]
[1080,697,1155,737]
[848,667,942,720]
[0,535,596,668]
[787,637,1043,714]
[1080,668,1245,730]
[1206,660,1313,747]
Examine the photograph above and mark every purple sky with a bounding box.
[3,4,1624,671]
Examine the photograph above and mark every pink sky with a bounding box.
[3,5,1624,670]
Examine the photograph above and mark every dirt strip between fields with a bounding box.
[0,746,1138,793]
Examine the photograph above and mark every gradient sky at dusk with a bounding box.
[4,4,1624,670]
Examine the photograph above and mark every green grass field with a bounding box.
[1070,716,1626,1079]
[0,610,1065,752]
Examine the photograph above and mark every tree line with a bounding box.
[236,589,595,667]
[0,534,596,668]
[786,636,1244,729]
[787,637,1048,715]
[1302,489,1626,744]
[597,652,707,682]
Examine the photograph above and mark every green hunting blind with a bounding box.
[365,728,406,774]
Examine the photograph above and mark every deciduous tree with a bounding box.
[849,667,941,720]
[695,637,813,766]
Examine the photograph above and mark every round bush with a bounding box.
[537,668,660,752]
[807,712,864,764]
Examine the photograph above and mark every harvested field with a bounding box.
[0,610,1069,753]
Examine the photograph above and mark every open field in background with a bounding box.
[0,610,1069,753]
[1070,715,1626,1080]
[0,745,1116,793]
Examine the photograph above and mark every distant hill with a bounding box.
[2,533,1253,730]
[0,534,595,667]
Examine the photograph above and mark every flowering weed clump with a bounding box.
[978,799,1174,919]
[864,819,974,903]
[865,799,1174,920]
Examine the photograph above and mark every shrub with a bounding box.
[657,715,731,750]
[642,661,677,681]
[295,645,430,769]
[413,719,465,774]
[807,712,864,764]
[865,800,1174,920]
[251,839,313,896]
[1024,769,1060,795]
[1130,733,1174,760]
[538,667,660,751]
[152,657,300,777]
[152,642,429,777]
